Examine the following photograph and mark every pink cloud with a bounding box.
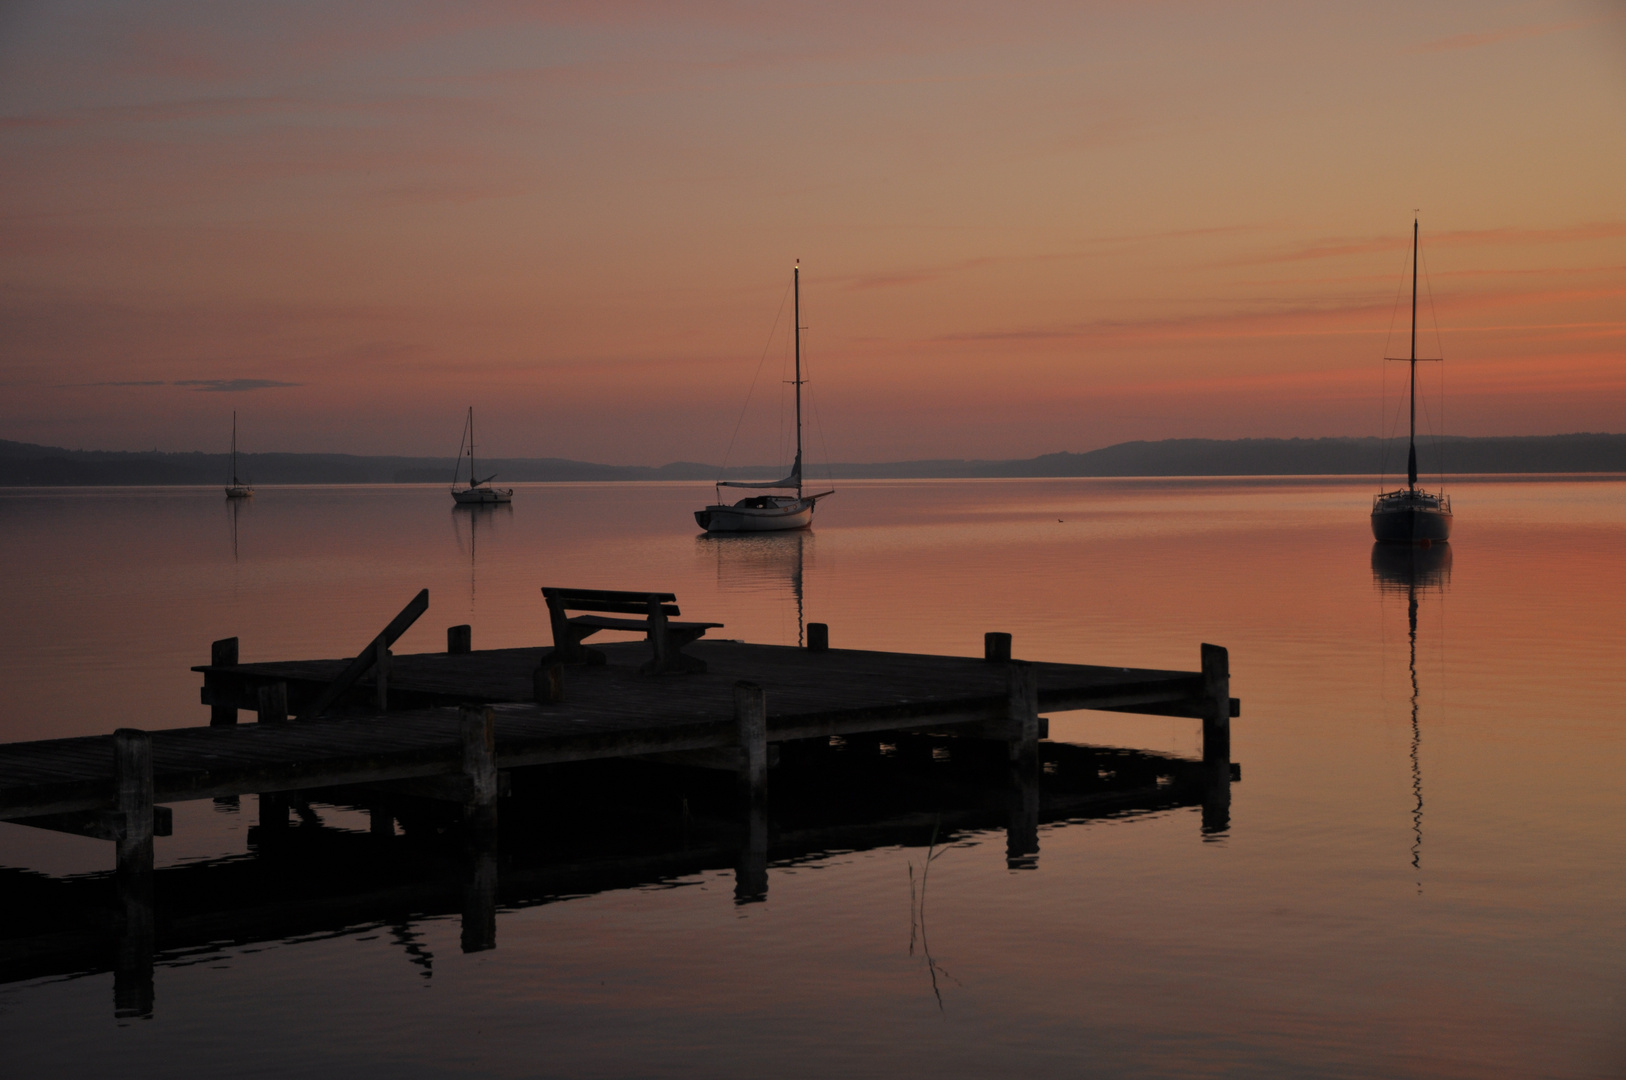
[1412,19,1588,54]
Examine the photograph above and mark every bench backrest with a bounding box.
[542,587,681,617]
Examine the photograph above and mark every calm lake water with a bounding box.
[0,477,1622,1078]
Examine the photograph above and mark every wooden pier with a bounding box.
[0,591,1240,1016]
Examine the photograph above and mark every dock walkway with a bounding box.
[0,639,1237,821]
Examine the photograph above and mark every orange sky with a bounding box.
[1,1,1622,464]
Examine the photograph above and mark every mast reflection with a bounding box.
[1372,542,1451,888]
[451,504,511,611]
[698,530,809,645]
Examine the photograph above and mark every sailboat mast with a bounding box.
[1408,218,1419,492]
[793,262,803,498]
[231,411,238,485]
[469,406,476,483]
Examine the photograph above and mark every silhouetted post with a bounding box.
[375,643,391,712]
[985,632,1012,662]
[457,705,499,950]
[806,623,828,652]
[460,706,499,835]
[533,661,564,704]
[447,624,472,655]
[369,805,393,839]
[734,681,768,903]
[1006,661,1039,765]
[209,637,239,726]
[1201,644,1229,764]
[461,846,498,953]
[113,729,155,1018]
[256,681,287,724]
[1006,764,1040,871]
[1201,643,1231,835]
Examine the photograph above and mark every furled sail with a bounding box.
[718,454,801,490]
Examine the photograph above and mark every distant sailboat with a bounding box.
[1371,218,1452,544]
[225,412,253,499]
[451,407,513,506]
[694,263,834,533]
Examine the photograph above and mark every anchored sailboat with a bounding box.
[224,412,252,499]
[1371,218,1452,544]
[694,263,834,533]
[451,407,513,506]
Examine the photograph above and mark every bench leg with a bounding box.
[640,627,709,675]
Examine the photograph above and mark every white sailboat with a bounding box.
[694,263,834,533]
[451,407,513,506]
[224,411,253,499]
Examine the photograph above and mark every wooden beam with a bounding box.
[295,589,428,720]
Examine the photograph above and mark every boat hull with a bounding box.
[225,486,252,499]
[453,486,513,506]
[1371,500,1452,543]
[696,498,816,533]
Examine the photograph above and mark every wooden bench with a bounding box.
[540,587,723,675]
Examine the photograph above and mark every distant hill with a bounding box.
[2,434,1624,487]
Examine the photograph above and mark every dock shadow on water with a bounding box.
[0,735,1225,1020]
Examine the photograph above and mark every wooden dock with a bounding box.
[0,599,1240,1017]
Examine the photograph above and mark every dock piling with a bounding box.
[1006,662,1039,765]
[112,729,155,1018]
[985,632,1012,662]
[209,637,239,726]
[459,706,499,835]
[733,681,768,902]
[447,624,472,654]
[806,623,828,652]
[1200,643,1232,835]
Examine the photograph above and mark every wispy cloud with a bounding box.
[1235,223,1626,266]
[175,379,301,392]
[63,378,301,391]
[1412,19,1588,53]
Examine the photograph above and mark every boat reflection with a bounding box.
[451,503,511,609]
[697,530,810,644]
[1372,542,1450,888]
[0,736,1223,1017]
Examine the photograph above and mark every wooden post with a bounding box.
[1006,661,1039,765]
[370,805,394,839]
[1201,644,1230,764]
[1201,643,1232,836]
[1006,764,1040,871]
[646,594,670,674]
[533,661,563,704]
[806,623,828,652]
[734,681,768,903]
[460,705,499,835]
[459,705,500,952]
[985,632,1012,662]
[447,624,472,654]
[461,847,499,953]
[256,681,287,724]
[375,642,391,712]
[113,729,155,1018]
[209,637,239,726]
